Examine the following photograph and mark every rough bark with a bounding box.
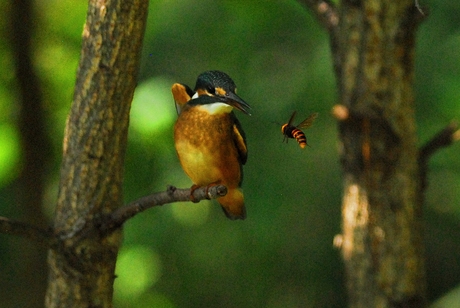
[335,0,426,307]
[45,1,148,307]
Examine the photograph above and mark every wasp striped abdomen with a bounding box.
[281,111,318,149]
[292,127,308,148]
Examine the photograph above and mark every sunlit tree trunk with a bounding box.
[301,0,428,306]
[335,0,426,307]
[45,1,148,307]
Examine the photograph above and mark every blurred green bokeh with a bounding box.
[0,124,20,186]
[1,0,460,307]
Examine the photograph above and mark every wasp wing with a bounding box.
[287,111,297,126]
[296,112,318,129]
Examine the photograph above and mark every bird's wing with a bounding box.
[171,83,195,115]
[231,112,248,165]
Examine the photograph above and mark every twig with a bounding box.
[298,0,340,87]
[419,121,459,162]
[0,216,52,244]
[100,185,228,232]
[419,121,460,189]
[415,0,425,16]
[1,185,228,243]
[297,0,339,33]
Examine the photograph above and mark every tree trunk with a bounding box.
[9,0,51,306]
[45,1,148,307]
[336,0,426,307]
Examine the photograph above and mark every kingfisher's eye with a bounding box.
[207,87,216,95]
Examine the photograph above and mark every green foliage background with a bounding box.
[0,0,459,307]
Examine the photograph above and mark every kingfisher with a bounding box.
[173,71,251,220]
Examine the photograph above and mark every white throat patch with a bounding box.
[198,102,233,114]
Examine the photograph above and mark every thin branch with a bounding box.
[0,216,53,244]
[419,121,459,162]
[415,0,426,16]
[100,185,228,232]
[1,185,228,244]
[419,121,460,190]
[298,0,341,95]
[298,0,339,33]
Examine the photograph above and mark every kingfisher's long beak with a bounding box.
[225,92,252,116]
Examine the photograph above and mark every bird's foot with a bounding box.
[204,183,219,200]
[189,184,200,203]
[190,183,220,202]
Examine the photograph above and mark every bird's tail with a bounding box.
[218,188,246,220]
